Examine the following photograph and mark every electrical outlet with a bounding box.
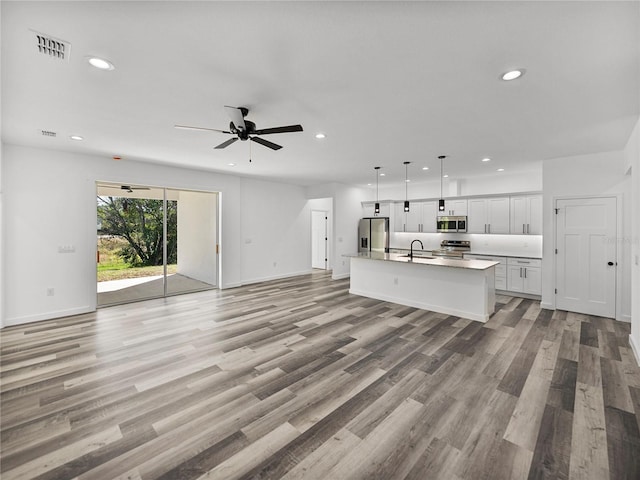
[342,260,345,266]
[46,288,54,296]
[393,277,398,285]
[273,262,277,267]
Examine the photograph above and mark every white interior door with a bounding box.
[555,197,617,317]
[312,210,327,269]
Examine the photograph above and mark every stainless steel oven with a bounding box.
[436,216,467,233]
[431,240,471,259]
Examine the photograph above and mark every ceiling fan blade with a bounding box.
[254,124,303,135]
[214,137,239,149]
[224,106,246,132]
[251,136,282,150]
[174,124,231,134]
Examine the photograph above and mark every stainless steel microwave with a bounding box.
[437,216,467,233]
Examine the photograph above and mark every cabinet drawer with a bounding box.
[495,264,506,277]
[507,257,541,268]
[495,276,507,290]
[465,254,507,265]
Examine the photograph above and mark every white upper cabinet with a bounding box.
[363,201,390,218]
[393,201,438,232]
[421,201,439,232]
[467,197,510,234]
[510,195,542,235]
[442,199,467,216]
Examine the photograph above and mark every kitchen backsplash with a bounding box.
[390,232,543,258]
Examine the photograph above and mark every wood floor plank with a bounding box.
[527,404,573,480]
[1,271,639,479]
[569,382,610,480]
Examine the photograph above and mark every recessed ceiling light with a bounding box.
[228,163,236,166]
[497,168,505,172]
[443,174,449,178]
[482,157,491,162]
[501,69,524,81]
[70,135,83,141]
[380,173,386,177]
[88,57,115,70]
[367,183,372,186]
[315,133,326,139]
[422,167,429,171]
[405,179,410,183]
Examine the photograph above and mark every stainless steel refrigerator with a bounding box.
[358,217,390,253]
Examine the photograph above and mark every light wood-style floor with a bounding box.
[1,271,639,479]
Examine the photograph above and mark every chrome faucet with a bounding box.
[410,239,424,259]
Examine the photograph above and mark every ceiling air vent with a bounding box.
[41,130,57,137]
[32,30,71,61]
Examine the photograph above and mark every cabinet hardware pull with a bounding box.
[523,223,526,234]
[520,267,523,277]
[524,268,527,278]
[527,224,530,234]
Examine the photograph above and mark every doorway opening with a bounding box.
[96,183,219,306]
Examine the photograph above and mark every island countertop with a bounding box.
[344,252,499,270]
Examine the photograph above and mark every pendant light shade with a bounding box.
[438,155,446,212]
[403,161,410,212]
[374,166,381,215]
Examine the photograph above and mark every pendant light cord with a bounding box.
[440,156,443,198]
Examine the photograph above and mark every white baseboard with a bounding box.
[4,305,93,327]
[540,302,554,310]
[629,334,640,367]
[237,269,314,287]
[618,314,631,323]
[332,272,350,280]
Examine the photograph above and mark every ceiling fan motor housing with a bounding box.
[231,120,256,140]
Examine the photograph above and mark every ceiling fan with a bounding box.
[175,106,303,151]
[100,185,150,193]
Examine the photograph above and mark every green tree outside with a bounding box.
[97,197,177,267]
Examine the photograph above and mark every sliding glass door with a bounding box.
[96,183,217,306]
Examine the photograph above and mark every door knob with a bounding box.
[607,261,614,266]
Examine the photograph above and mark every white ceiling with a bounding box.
[2,1,639,188]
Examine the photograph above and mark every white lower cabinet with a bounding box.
[465,254,507,290]
[465,255,541,296]
[506,258,542,295]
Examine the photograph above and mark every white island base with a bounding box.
[348,255,497,322]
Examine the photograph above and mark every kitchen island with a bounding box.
[345,252,499,322]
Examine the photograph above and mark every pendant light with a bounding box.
[438,155,446,212]
[403,161,410,212]
[374,166,381,214]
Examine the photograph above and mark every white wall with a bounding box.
[177,190,218,285]
[0,144,4,328]
[1,144,312,326]
[239,177,312,284]
[625,119,640,363]
[375,169,543,201]
[541,150,633,321]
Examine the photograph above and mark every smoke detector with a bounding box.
[31,30,71,61]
